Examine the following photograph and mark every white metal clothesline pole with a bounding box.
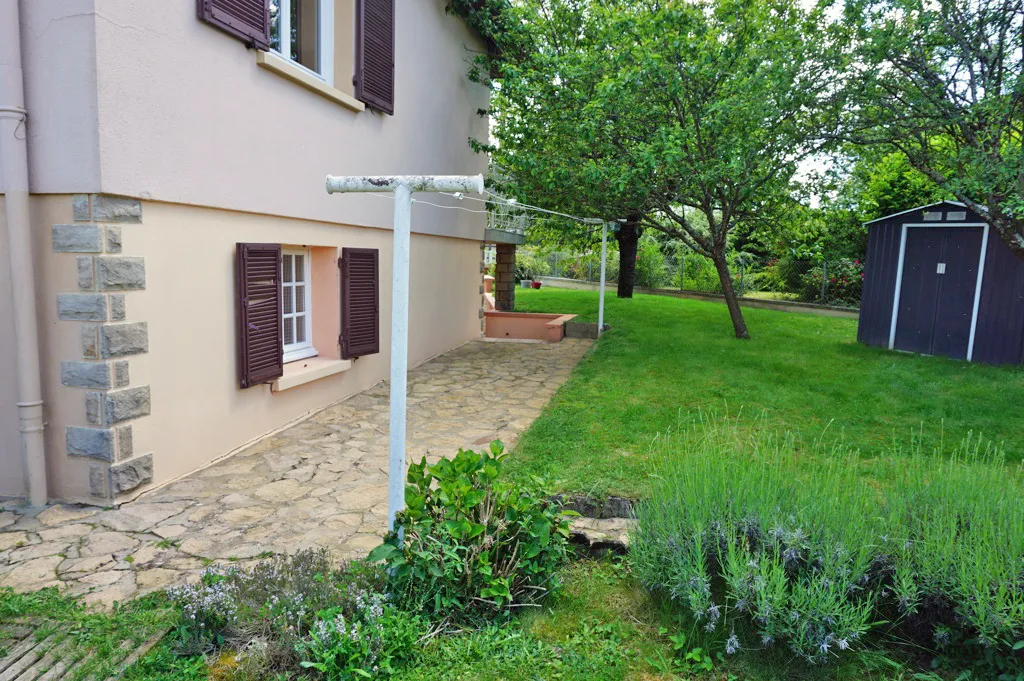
[599,222,610,337]
[584,218,610,338]
[326,174,485,532]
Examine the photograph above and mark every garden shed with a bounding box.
[858,201,1024,364]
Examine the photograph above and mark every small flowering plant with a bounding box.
[296,604,425,679]
[168,570,239,653]
[168,549,395,667]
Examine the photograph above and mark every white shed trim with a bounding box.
[888,222,989,361]
[864,200,968,226]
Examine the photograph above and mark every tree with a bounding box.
[853,150,950,220]
[842,0,1024,258]
[475,0,656,297]
[454,0,839,333]
[599,0,840,338]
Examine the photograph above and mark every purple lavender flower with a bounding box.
[725,633,740,655]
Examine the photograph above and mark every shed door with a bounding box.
[894,227,983,359]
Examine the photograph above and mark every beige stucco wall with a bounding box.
[31,198,483,501]
[3,0,489,501]
[25,196,94,501]
[5,2,102,194]
[10,1,488,223]
[0,197,25,498]
[88,0,488,240]
[130,201,483,490]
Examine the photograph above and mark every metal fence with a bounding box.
[539,250,864,309]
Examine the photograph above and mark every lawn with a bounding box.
[509,287,1024,498]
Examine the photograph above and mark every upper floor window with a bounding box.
[270,0,333,81]
[198,0,393,114]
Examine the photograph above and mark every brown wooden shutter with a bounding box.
[340,248,380,359]
[355,0,396,115]
[236,243,284,388]
[197,0,271,50]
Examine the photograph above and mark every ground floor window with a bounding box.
[282,248,316,362]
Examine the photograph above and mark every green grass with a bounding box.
[510,288,1024,497]
[397,560,916,680]
[0,587,186,681]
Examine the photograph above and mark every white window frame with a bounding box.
[272,0,335,86]
[282,248,317,363]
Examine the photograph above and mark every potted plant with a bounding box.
[531,280,543,289]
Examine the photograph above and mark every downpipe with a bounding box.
[1,0,48,506]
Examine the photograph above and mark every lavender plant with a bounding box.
[632,417,1024,671]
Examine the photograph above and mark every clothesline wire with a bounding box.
[365,191,603,233]
[439,189,596,225]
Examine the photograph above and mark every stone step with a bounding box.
[569,517,635,556]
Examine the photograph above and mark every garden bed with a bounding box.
[484,310,577,342]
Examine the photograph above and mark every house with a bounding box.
[0,0,491,505]
[858,201,1024,364]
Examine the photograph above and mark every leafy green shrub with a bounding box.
[514,247,552,281]
[800,257,863,306]
[634,234,667,289]
[675,253,723,293]
[746,256,814,297]
[563,250,619,283]
[632,419,1024,673]
[369,442,574,621]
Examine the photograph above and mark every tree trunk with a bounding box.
[615,216,641,298]
[712,251,749,339]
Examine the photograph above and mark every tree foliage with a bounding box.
[464,0,840,336]
[448,0,1024,334]
[842,0,1024,257]
[478,0,656,298]
[598,0,840,337]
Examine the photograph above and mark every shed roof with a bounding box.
[863,200,969,226]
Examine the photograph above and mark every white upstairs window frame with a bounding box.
[281,248,317,363]
[270,0,335,85]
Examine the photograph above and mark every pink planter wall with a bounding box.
[484,311,577,342]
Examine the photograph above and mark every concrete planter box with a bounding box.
[565,321,602,339]
[484,311,577,342]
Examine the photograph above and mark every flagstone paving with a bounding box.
[0,339,591,608]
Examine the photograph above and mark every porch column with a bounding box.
[494,243,517,311]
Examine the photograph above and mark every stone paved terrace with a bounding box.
[0,339,592,608]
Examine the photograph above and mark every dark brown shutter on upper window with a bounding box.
[340,248,380,359]
[197,0,271,50]
[355,0,396,115]
[236,243,284,388]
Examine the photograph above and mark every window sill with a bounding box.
[256,51,365,113]
[272,357,352,392]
